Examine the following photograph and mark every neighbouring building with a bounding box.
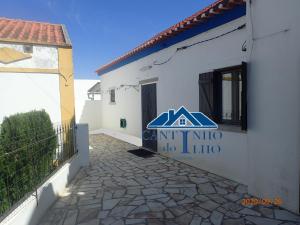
[95,0,300,213]
[74,79,101,130]
[0,17,75,124]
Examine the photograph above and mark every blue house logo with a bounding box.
[147,106,218,129]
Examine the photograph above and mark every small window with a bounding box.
[23,45,33,53]
[179,118,186,126]
[110,89,115,103]
[199,63,247,130]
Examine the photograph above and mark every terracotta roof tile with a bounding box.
[0,17,71,47]
[96,0,245,75]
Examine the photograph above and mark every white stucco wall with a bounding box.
[0,73,61,124]
[246,0,300,213]
[100,17,249,184]
[0,43,58,69]
[74,79,101,130]
[99,1,300,213]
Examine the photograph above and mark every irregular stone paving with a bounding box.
[40,134,300,225]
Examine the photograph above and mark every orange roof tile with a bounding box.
[0,17,71,47]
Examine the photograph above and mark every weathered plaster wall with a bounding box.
[0,44,73,126]
[0,43,58,69]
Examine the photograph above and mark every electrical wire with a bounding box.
[153,50,178,66]
[180,24,246,50]
[248,0,254,60]
[97,24,247,94]
[152,23,246,66]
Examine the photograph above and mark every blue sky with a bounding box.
[2,0,215,79]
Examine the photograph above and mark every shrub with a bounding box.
[0,110,57,216]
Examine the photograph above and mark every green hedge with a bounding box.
[0,110,57,215]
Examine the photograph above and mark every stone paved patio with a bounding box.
[40,134,300,225]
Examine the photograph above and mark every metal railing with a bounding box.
[0,121,77,220]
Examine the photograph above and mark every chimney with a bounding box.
[168,109,176,121]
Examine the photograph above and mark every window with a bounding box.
[221,69,242,125]
[110,89,115,103]
[199,62,247,130]
[179,118,186,126]
[23,45,33,53]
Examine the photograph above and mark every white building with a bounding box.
[0,18,75,124]
[95,0,300,213]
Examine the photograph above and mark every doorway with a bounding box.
[141,83,157,151]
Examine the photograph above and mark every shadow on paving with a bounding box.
[39,134,300,225]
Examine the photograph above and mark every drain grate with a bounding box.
[127,148,155,158]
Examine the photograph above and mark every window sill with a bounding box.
[217,124,246,134]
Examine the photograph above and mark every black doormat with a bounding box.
[127,148,155,158]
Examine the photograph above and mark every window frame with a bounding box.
[199,62,247,131]
[109,88,116,104]
[23,45,33,53]
[215,65,242,126]
[179,118,186,126]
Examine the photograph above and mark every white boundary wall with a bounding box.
[0,73,61,124]
[0,124,89,225]
[74,80,101,130]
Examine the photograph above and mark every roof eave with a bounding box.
[0,38,72,48]
[61,24,72,46]
[96,1,246,76]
